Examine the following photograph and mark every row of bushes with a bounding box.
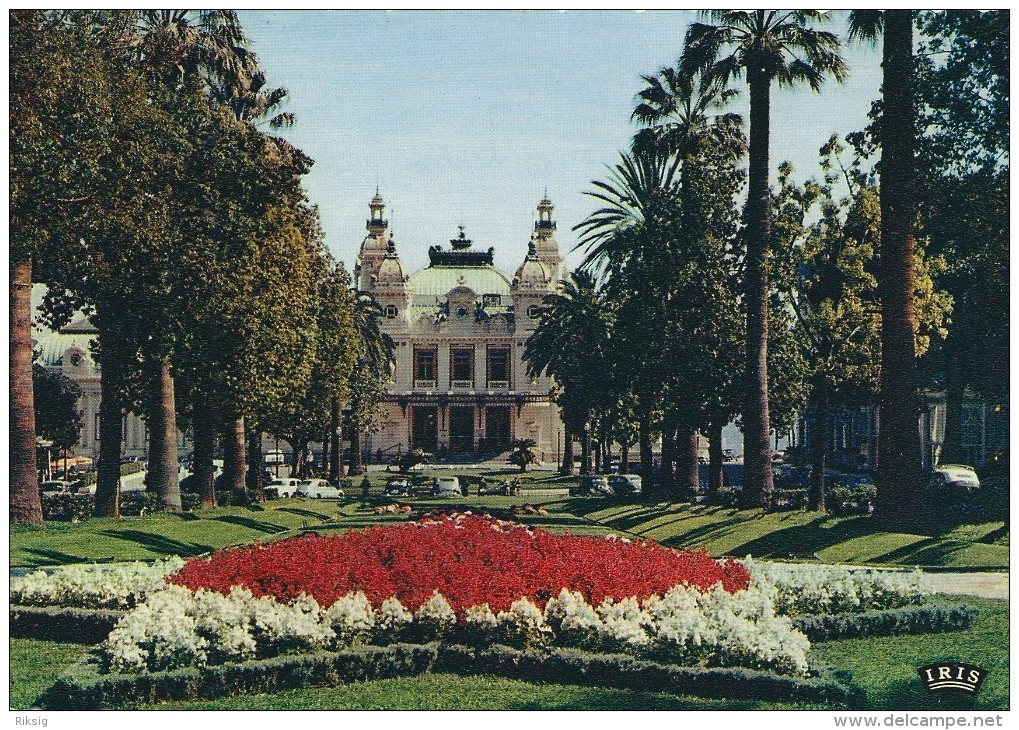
[41,492,205,521]
[791,603,976,642]
[42,642,862,710]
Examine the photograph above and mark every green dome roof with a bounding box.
[34,327,97,367]
[408,265,512,306]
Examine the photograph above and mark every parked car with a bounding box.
[269,478,302,498]
[295,479,345,499]
[609,474,642,496]
[928,464,981,503]
[431,476,461,497]
[383,478,411,497]
[570,475,613,496]
[40,480,78,495]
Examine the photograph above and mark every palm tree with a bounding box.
[848,11,923,523]
[508,439,540,473]
[632,65,745,163]
[682,11,846,508]
[130,10,253,92]
[524,271,612,477]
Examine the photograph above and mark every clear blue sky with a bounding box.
[240,10,883,278]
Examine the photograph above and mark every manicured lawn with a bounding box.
[10,598,1007,710]
[11,490,1008,570]
[564,500,1009,570]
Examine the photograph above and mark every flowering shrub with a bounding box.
[11,558,184,610]
[99,580,811,676]
[169,514,750,612]
[746,561,931,617]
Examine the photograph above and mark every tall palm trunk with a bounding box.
[329,398,343,482]
[247,429,264,501]
[875,10,922,523]
[620,442,630,475]
[560,429,575,475]
[741,64,775,508]
[147,357,181,512]
[192,398,217,509]
[808,384,830,512]
[10,256,42,524]
[222,408,247,504]
[95,362,124,517]
[677,425,699,499]
[707,419,725,499]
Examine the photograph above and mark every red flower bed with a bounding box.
[169,514,749,613]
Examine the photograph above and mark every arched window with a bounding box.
[384,305,398,318]
[527,305,542,319]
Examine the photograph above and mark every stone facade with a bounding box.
[356,194,567,464]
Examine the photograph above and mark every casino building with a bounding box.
[355,193,567,463]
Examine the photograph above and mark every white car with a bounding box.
[295,479,345,499]
[269,478,302,498]
[431,476,461,497]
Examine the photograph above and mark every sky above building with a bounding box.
[240,10,883,279]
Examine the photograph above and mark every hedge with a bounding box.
[9,601,978,648]
[41,642,862,710]
[10,606,125,644]
[791,603,977,642]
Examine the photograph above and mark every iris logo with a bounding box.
[917,662,988,694]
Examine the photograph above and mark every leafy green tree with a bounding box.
[773,142,951,512]
[914,11,1008,463]
[9,10,134,523]
[33,366,83,454]
[682,10,846,507]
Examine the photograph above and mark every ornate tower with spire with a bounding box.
[373,234,411,323]
[511,235,554,334]
[356,191,391,291]
[532,194,565,282]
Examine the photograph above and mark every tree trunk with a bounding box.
[875,10,923,523]
[638,414,654,498]
[348,426,365,475]
[621,442,630,475]
[603,436,613,473]
[192,399,216,509]
[560,429,575,475]
[94,363,123,518]
[677,426,699,499]
[808,386,830,512]
[147,357,181,513]
[247,429,264,501]
[593,435,602,474]
[580,421,592,476]
[329,399,343,482]
[659,425,676,497]
[741,65,775,509]
[222,409,247,504]
[10,256,42,524]
[707,420,725,499]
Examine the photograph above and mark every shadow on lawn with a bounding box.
[275,507,333,521]
[97,529,212,557]
[717,517,883,559]
[210,515,289,534]
[20,548,93,566]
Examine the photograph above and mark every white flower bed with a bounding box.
[100,583,811,677]
[10,558,184,610]
[745,561,931,617]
